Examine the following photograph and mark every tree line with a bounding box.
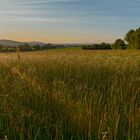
[83,27,140,50]
[0,27,139,52]
[0,43,65,52]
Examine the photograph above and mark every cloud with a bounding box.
[0,0,140,43]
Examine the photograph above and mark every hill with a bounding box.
[0,39,23,47]
[0,39,46,47]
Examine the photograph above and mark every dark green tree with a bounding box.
[135,28,140,49]
[32,45,41,50]
[0,45,3,50]
[125,27,140,49]
[18,43,32,51]
[125,29,136,48]
[112,39,126,49]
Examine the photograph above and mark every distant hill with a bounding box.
[28,41,45,47]
[0,39,46,47]
[0,39,23,47]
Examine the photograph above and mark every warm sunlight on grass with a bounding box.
[0,50,139,140]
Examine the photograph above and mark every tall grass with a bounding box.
[0,50,139,140]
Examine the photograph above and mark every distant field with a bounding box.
[0,50,139,140]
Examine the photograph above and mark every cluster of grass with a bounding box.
[0,50,139,140]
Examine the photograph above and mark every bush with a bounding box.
[18,43,32,51]
[82,43,112,50]
[32,45,41,51]
[112,39,126,49]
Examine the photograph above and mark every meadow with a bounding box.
[0,50,139,140]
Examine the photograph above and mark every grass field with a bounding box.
[0,50,139,140]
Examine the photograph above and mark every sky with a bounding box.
[0,0,140,43]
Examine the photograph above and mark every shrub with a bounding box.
[82,43,112,50]
[112,39,126,49]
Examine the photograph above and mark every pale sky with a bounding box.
[0,0,140,43]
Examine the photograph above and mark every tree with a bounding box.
[135,28,140,49]
[112,39,126,49]
[32,45,41,51]
[125,29,136,49]
[82,43,112,50]
[18,43,32,51]
[125,28,140,49]
[0,45,3,50]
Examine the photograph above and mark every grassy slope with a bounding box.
[0,50,139,140]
